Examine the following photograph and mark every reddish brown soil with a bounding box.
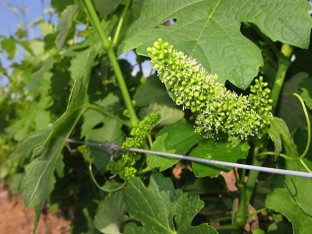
[0,182,71,234]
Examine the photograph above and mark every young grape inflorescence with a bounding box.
[108,113,160,179]
[147,38,273,140]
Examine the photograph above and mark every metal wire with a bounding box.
[127,148,312,179]
[67,139,312,179]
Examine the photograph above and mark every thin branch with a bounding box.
[112,0,131,46]
[82,0,139,127]
[293,93,311,160]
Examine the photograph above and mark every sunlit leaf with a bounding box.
[1,37,17,59]
[121,0,312,89]
[147,123,203,171]
[191,139,249,177]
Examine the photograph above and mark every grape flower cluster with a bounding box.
[147,38,273,140]
[108,113,160,180]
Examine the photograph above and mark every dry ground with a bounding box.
[0,181,71,234]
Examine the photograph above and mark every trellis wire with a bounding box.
[67,139,312,179]
[127,148,312,179]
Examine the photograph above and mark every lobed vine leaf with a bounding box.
[268,117,298,158]
[94,191,126,234]
[190,139,249,177]
[139,102,184,126]
[93,0,126,19]
[266,177,312,234]
[120,0,312,89]
[147,123,203,171]
[133,75,173,106]
[21,51,95,231]
[123,173,217,234]
[56,4,78,49]
[300,78,312,110]
[81,94,124,143]
[277,73,310,130]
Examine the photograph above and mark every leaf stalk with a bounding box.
[82,0,139,127]
[113,0,131,46]
[271,44,293,112]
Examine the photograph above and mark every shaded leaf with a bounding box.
[147,124,203,171]
[94,191,125,234]
[51,0,74,14]
[268,117,297,158]
[134,75,173,106]
[190,139,249,177]
[277,73,310,130]
[28,57,54,91]
[121,0,312,89]
[93,0,125,18]
[123,173,217,234]
[300,78,312,110]
[81,94,124,143]
[9,128,52,168]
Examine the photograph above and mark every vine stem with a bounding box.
[293,93,311,159]
[112,0,131,46]
[86,103,131,127]
[82,0,139,127]
[271,44,293,112]
[89,164,126,192]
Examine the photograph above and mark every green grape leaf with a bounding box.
[27,57,54,91]
[93,0,125,19]
[5,57,54,141]
[277,73,311,130]
[139,102,184,126]
[123,173,217,234]
[190,139,249,177]
[6,96,52,141]
[268,117,298,158]
[51,0,74,14]
[70,44,103,80]
[56,5,78,49]
[9,128,53,169]
[94,191,126,234]
[268,223,293,234]
[81,94,124,144]
[266,177,312,234]
[134,75,173,106]
[1,37,17,59]
[120,0,312,89]
[147,123,203,171]
[300,78,312,110]
[82,146,111,174]
[21,50,95,231]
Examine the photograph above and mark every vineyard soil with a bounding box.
[0,181,71,234]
